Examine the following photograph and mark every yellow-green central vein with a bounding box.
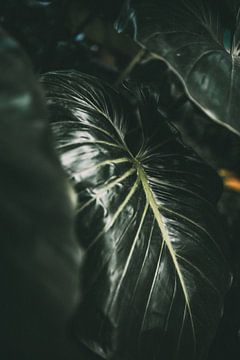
[136,161,196,350]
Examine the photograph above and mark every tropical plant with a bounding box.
[40,71,232,360]
[1,1,240,359]
[115,0,240,135]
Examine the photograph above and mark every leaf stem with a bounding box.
[115,48,146,86]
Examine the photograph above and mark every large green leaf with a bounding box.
[41,71,232,360]
[115,0,240,136]
[0,28,84,359]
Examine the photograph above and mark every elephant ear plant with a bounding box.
[0,1,237,359]
[115,0,240,136]
[40,71,232,360]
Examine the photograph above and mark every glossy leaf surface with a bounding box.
[0,28,84,359]
[116,0,240,136]
[42,71,232,360]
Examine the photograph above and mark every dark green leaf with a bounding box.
[115,0,240,136]
[170,99,240,174]
[0,28,84,359]
[42,71,232,360]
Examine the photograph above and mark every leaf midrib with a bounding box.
[136,160,196,348]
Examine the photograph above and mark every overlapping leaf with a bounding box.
[0,28,84,359]
[42,71,232,360]
[115,0,240,136]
